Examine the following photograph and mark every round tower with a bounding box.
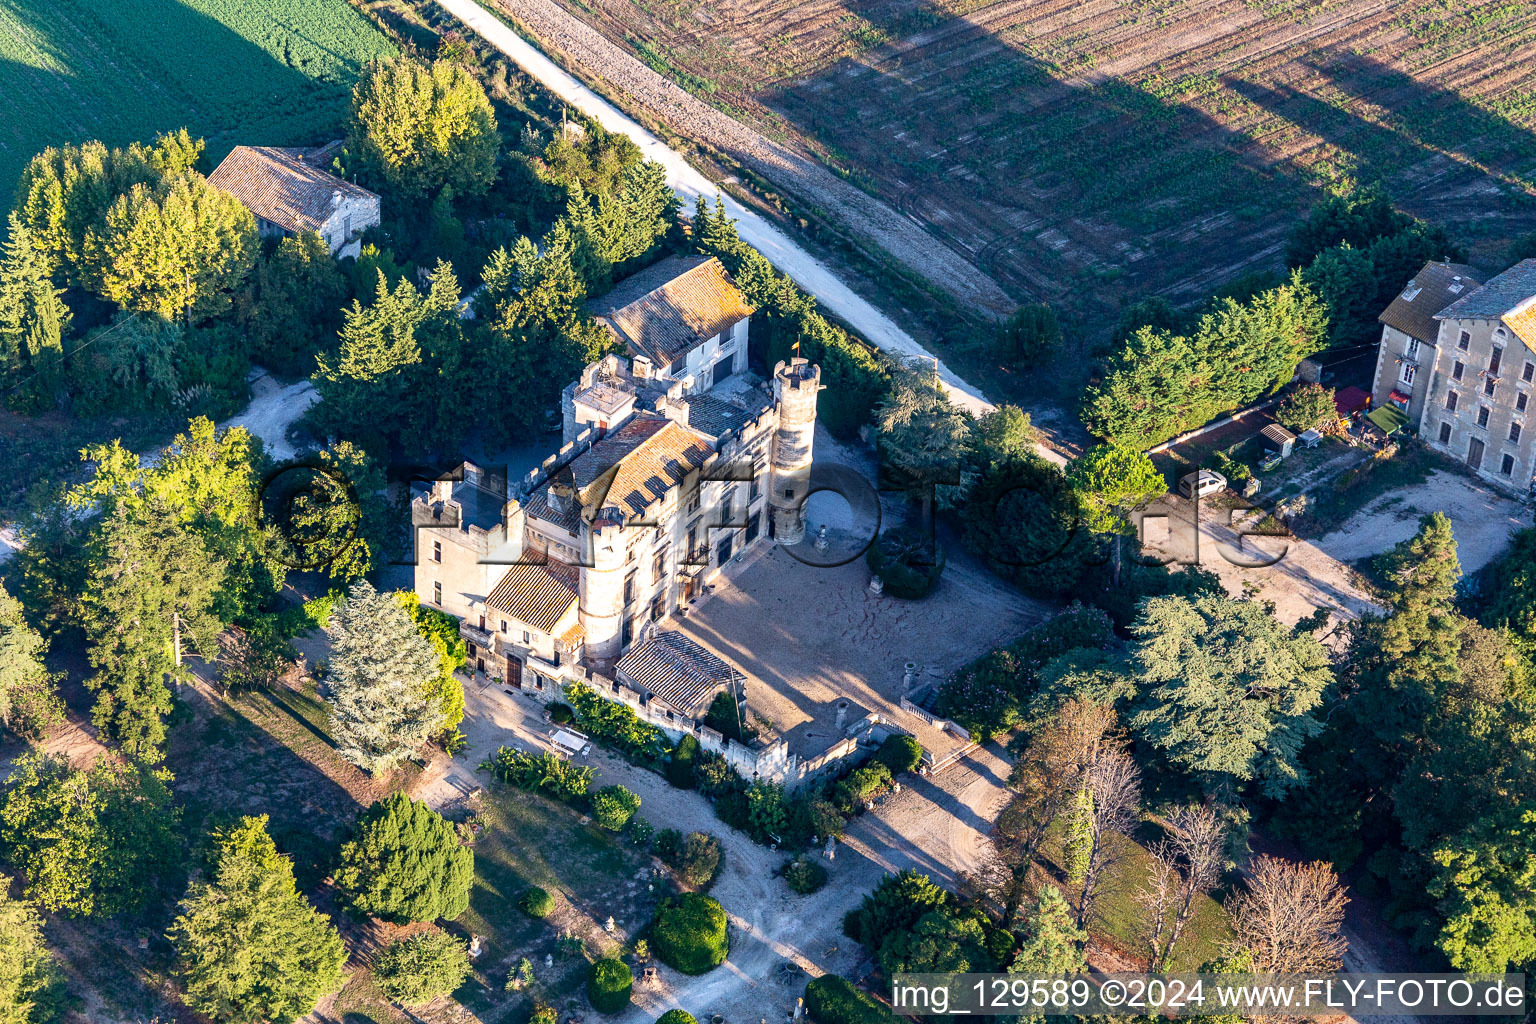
[769,358,821,545]
[579,507,627,662]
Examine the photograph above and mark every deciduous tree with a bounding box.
[0,752,180,918]
[0,584,63,740]
[349,56,499,202]
[1226,855,1347,973]
[237,232,349,376]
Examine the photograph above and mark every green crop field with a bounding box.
[0,0,396,202]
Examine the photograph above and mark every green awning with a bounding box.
[1367,405,1411,435]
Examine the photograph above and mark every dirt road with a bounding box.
[433,0,1004,417]
[457,0,1015,322]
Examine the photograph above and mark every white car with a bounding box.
[1178,469,1227,499]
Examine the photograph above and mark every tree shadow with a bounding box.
[755,0,1536,325]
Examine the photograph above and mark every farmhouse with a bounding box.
[207,144,379,257]
[1374,258,1536,494]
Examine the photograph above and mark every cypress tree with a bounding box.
[169,816,346,1024]
[333,793,472,922]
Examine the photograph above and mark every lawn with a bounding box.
[0,0,396,201]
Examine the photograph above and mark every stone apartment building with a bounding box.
[412,254,822,734]
[1374,258,1536,494]
[208,144,380,258]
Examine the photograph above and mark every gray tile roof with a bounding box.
[616,629,739,715]
[208,146,377,234]
[1378,262,1481,342]
[1437,259,1536,321]
[527,415,712,531]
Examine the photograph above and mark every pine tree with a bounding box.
[334,793,472,922]
[0,879,65,1024]
[0,583,63,740]
[1066,445,1165,586]
[169,816,347,1024]
[1011,885,1088,972]
[81,499,228,761]
[323,581,444,773]
[0,213,69,407]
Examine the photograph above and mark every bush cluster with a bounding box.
[654,829,723,889]
[782,855,828,895]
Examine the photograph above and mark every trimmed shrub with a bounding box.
[547,702,574,724]
[805,974,896,1023]
[519,887,555,919]
[333,794,473,923]
[651,892,729,974]
[865,528,945,599]
[874,734,923,774]
[587,956,633,1013]
[592,785,641,831]
[782,855,827,895]
[656,1012,698,1024]
[374,930,471,1005]
[667,734,700,788]
[834,763,892,815]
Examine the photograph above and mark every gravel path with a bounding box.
[412,678,1012,1023]
[434,0,1004,417]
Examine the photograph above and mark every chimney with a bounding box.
[331,189,342,206]
[633,355,652,380]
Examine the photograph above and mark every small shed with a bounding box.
[1260,423,1296,457]
[1297,428,1324,449]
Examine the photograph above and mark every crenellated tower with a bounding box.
[768,358,821,545]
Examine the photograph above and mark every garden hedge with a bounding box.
[587,956,633,1013]
[651,892,729,974]
[804,974,896,1023]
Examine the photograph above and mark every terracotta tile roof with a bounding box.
[616,629,739,714]
[486,558,578,635]
[1505,296,1536,350]
[590,255,754,367]
[558,622,586,648]
[1378,262,1480,343]
[208,146,377,234]
[1438,259,1536,321]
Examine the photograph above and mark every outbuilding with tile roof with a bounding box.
[590,255,754,390]
[208,145,379,256]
